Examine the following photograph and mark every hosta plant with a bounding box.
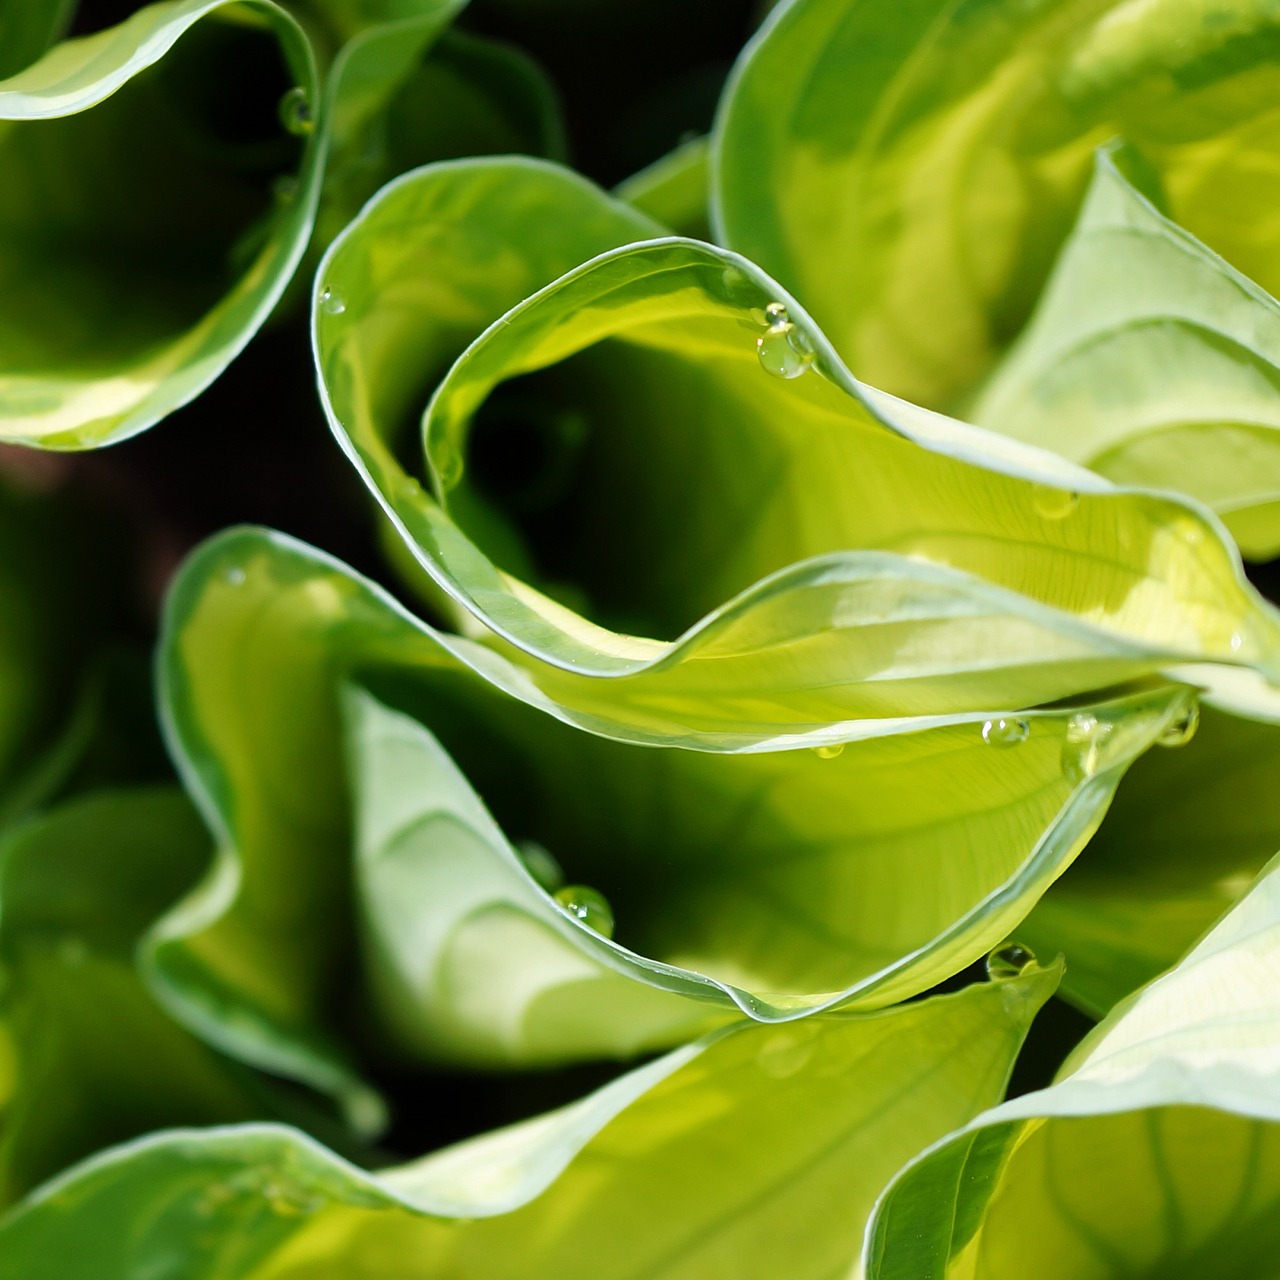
[4,0,1280,1276]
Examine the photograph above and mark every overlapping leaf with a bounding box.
[316,157,1280,743]
[867,851,1280,1278]
[0,0,324,447]
[1021,703,1280,1015]
[976,147,1280,559]
[155,525,1166,1085]
[715,0,1280,410]
[0,790,264,1206]
[0,960,1056,1279]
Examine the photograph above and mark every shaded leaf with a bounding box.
[0,790,263,1205]
[0,0,324,448]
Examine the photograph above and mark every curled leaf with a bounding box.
[0,963,1056,1279]
[867,850,1280,1278]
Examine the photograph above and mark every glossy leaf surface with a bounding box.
[977,148,1280,559]
[868,852,1280,1279]
[0,963,1055,1279]
[157,527,1148,1081]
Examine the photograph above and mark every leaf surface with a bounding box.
[715,0,1280,409]
[867,850,1280,1279]
[977,148,1280,559]
[0,0,326,447]
[0,964,1056,1280]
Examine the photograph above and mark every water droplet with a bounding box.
[279,86,313,135]
[318,286,345,316]
[812,742,845,759]
[1230,631,1244,653]
[1157,697,1200,749]
[554,885,614,938]
[518,840,564,892]
[1179,519,1203,547]
[434,451,464,491]
[223,566,246,587]
[756,302,815,379]
[1032,484,1079,520]
[986,940,1035,980]
[982,717,1029,747]
[1061,711,1115,783]
[757,1029,814,1079]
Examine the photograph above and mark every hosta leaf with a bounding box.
[616,134,711,238]
[0,0,74,79]
[0,0,323,448]
[976,147,1280,559]
[715,0,1280,409]
[317,161,1280,739]
[0,477,134,823]
[0,790,262,1206]
[316,23,567,246]
[867,851,1280,1279]
[1020,704,1280,1015]
[157,527,1174,1079]
[0,962,1056,1279]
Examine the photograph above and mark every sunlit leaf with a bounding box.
[867,851,1280,1279]
[156,527,1159,1078]
[976,146,1280,559]
[0,962,1056,1279]
[316,161,1280,740]
[715,0,1280,409]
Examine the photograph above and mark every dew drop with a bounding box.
[812,742,845,759]
[757,1029,814,1079]
[986,940,1035,980]
[223,566,246,587]
[318,286,345,316]
[1061,711,1114,783]
[279,86,314,135]
[756,302,815,380]
[981,717,1029,747]
[554,885,614,938]
[1157,697,1200,749]
[1032,484,1079,520]
[518,840,564,892]
[1230,631,1244,653]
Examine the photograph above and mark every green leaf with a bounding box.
[0,0,74,79]
[867,851,1280,1279]
[1020,703,1280,1016]
[316,23,567,247]
[158,527,1176,1078]
[316,164,1280,740]
[0,0,324,448]
[976,147,1280,559]
[0,477,136,823]
[0,963,1056,1279]
[616,135,712,238]
[715,0,1280,410]
[0,790,263,1206]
